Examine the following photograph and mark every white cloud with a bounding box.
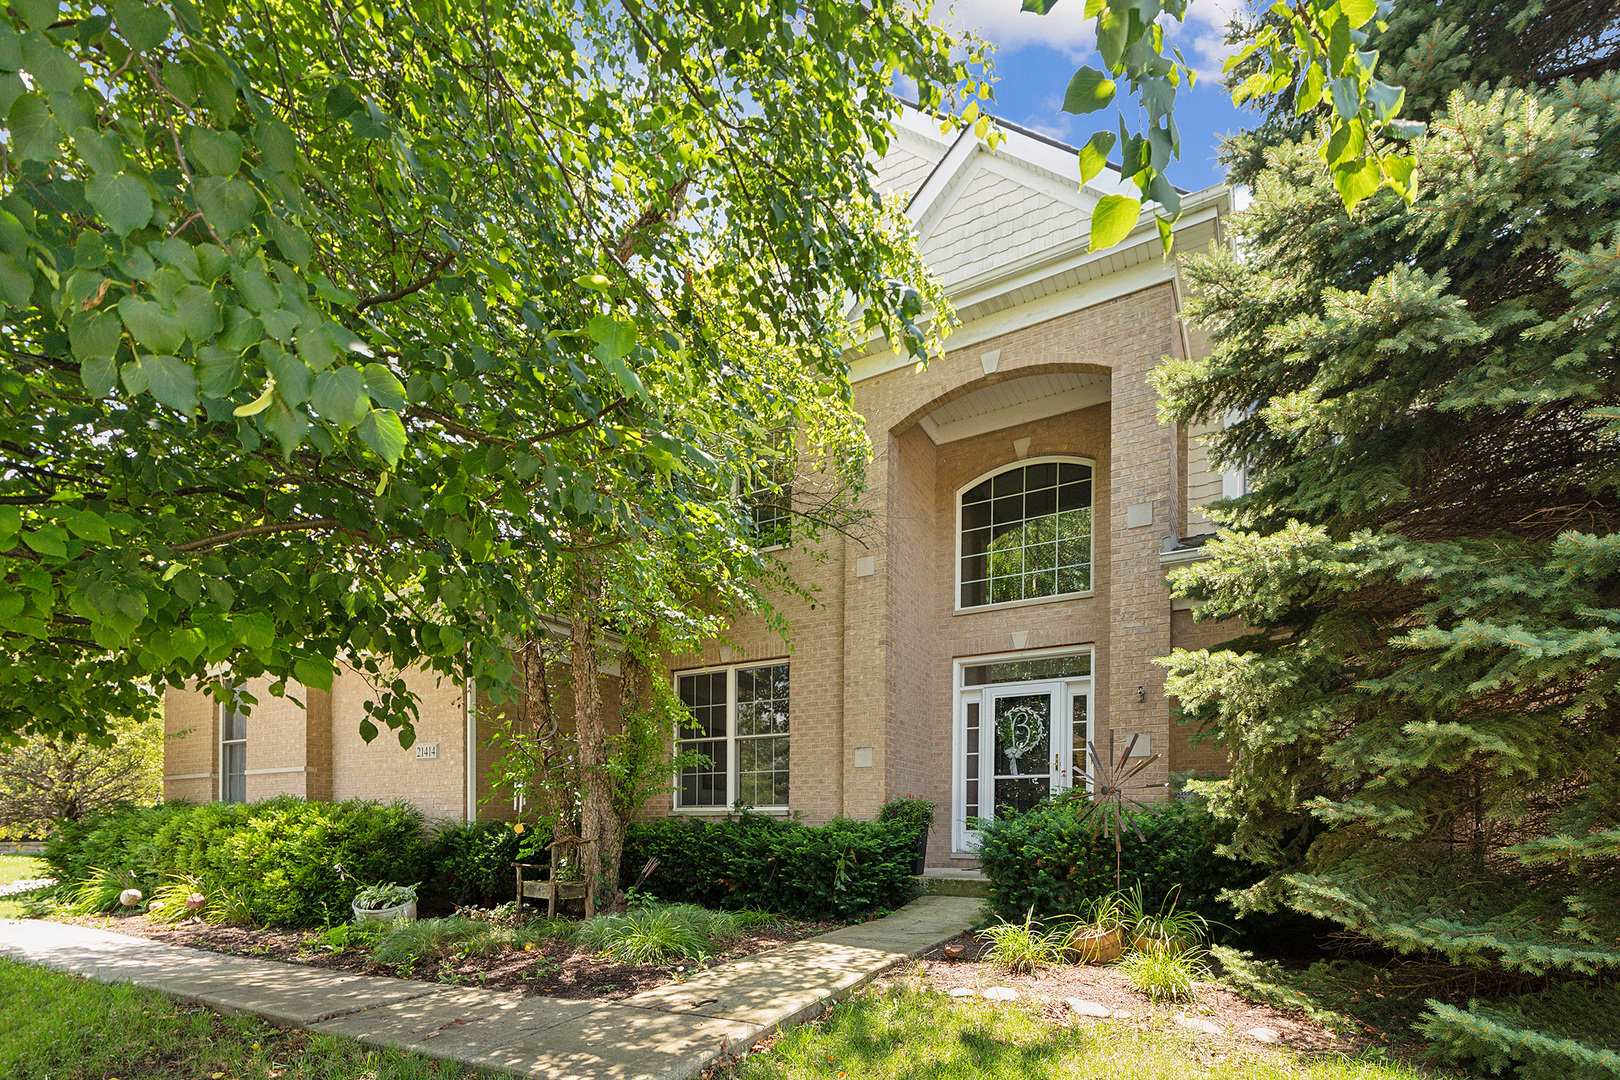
[945,0,1246,82]
[942,0,1097,62]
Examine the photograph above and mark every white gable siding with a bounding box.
[874,146,936,199]
[919,160,1090,289]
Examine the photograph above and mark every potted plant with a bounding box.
[350,882,418,925]
[1059,894,1125,965]
[877,796,936,875]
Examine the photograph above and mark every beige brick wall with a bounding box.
[329,665,469,826]
[162,675,320,803]
[1167,607,1245,777]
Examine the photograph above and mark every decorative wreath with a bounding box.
[996,703,1047,776]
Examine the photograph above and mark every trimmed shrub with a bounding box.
[974,798,1267,941]
[46,796,430,927]
[427,820,529,908]
[622,811,917,919]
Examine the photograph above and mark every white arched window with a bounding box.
[957,458,1094,609]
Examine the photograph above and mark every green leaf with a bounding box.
[269,216,312,269]
[575,272,614,293]
[1148,172,1182,219]
[363,363,407,411]
[81,356,118,397]
[295,317,336,371]
[1333,155,1381,212]
[1078,130,1117,185]
[1340,0,1377,25]
[64,509,111,543]
[12,0,57,30]
[588,314,637,360]
[358,407,407,464]
[231,261,279,313]
[601,353,648,401]
[69,309,122,361]
[0,251,33,308]
[87,174,153,236]
[195,65,236,121]
[73,127,128,175]
[118,295,185,353]
[138,353,199,415]
[193,177,257,237]
[1366,79,1405,123]
[1020,0,1058,10]
[1382,152,1416,201]
[261,397,308,452]
[255,119,300,174]
[1062,67,1116,115]
[112,0,173,52]
[293,655,334,692]
[20,34,83,94]
[174,284,222,341]
[311,365,367,427]
[1096,8,1128,68]
[1296,64,1325,115]
[264,342,311,406]
[1328,15,1350,76]
[22,524,68,559]
[197,345,240,399]
[1089,194,1141,251]
[184,125,243,177]
[9,93,62,162]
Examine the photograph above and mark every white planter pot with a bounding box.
[352,898,417,925]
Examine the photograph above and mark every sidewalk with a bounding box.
[0,893,982,1080]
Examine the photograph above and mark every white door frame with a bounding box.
[952,649,1093,854]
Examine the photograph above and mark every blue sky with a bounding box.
[941,0,1253,193]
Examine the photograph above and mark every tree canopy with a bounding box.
[1158,2,1620,1073]
[0,0,983,741]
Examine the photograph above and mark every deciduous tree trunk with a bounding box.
[569,562,620,902]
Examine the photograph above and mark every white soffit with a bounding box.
[917,371,1110,444]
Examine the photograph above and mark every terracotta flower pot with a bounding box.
[1062,924,1124,965]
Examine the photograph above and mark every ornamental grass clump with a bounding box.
[978,908,1065,974]
[1118,945,1210,1004]
[575,903,739,964]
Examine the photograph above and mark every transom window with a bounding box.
[675,663,790,809]
[959,459,1093,608]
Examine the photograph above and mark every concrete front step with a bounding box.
[919,870,990,899]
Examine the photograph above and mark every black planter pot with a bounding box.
[910,826,929,876]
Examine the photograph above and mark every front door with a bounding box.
[986,681,1068,818]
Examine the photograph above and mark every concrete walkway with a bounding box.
[0,894,981,1080]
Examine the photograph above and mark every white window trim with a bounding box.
[951,646,1094,854]
[953,455,1097,614]
[671,660,791,813]
[219,695,247,804]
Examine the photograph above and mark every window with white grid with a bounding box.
[675,663,790,809]
[959,459,1093,608]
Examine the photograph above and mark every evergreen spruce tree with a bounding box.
[1157,5,1620,1076]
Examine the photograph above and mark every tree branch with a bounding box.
[169,518,344,553]
[355,250,457,312]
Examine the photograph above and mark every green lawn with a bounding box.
[0,854,46,885]
[728,986,1431,1080]
[0,958,500,1080]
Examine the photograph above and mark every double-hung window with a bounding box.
[675,663,790,809]
[220,695,247,804]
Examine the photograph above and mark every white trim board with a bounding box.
[918,381,1111,444]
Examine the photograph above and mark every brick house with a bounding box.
[162,106,1239,869]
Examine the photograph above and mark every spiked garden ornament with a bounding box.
[1064,731,1164,891]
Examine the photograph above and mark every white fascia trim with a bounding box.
[852,258,1177,384]
[1160,547,1212,566]
[921,382,1112,444]
[162,772,214,782]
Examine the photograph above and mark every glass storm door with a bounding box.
[986,682,1068,818]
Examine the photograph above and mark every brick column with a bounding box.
[1105,284,1177,796]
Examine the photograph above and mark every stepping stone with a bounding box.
[981,986,1020,1001]
[947,987,977,998]
[1067,998,1112,1018]
[1246,1027,1281,1044]
[1175,1014,1224,1036]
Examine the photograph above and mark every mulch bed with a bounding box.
[63,912,845,1001]
[910,934,1416,1060]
